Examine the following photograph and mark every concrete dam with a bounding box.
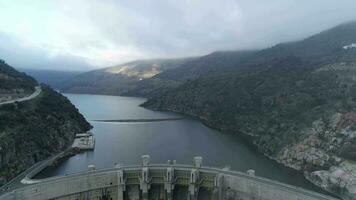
[0,155,338,200]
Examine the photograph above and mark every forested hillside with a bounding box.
[61,58,194,95]
[0,61,91,186]
[0,60,36,97]
[142,21,356,199]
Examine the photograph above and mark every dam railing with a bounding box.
[0,155,339,200]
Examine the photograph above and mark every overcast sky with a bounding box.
[1,0,356,71]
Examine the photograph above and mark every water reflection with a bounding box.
[37,93,326,194]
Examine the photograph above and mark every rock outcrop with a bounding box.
[306,161,356,199]
[276,112,356,199]
[142,22,356,199]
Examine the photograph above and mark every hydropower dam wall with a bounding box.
[0,155,338,200]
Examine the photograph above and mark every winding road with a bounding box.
[0,86,41,106]
[0,86,42,194]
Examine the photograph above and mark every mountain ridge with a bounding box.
[61,50,258,97]
[61,57,195,95]
[141,21,356,199]
[61,21,356,98]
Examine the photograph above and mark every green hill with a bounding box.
[61,58,194,95]
[142,21,356,198]
[0,61,91,186]
[0,59,37,97]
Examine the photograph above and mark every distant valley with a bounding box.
[60,58,195,96]
[60,51,256,97]
[57,21,356,199]
[19,69,83,90]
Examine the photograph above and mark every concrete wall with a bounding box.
[221,173,333,200]
[0,165,338,200]
[8,171,118,200]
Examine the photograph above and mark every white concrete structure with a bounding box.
[72,132,95,150]
[0,156,341,200]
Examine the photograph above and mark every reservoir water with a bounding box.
[38,93,325,193]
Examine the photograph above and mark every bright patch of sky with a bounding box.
[0,0,356,70]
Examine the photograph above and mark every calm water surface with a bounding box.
[38,93,325,193]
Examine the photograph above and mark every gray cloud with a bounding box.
[1,0,356,70]
[0,32,92,71]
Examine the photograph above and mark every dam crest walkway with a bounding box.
[0,155,340,200]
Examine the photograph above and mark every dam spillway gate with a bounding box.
[0,155,338,200]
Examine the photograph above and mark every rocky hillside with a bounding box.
[143,21,356,199]
[0,61,91,186]
[123,50,256,97]
[61,58,194,95]
[61,50,257,97]
[62,21,356,98]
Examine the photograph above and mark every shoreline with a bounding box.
[140,105,340,198]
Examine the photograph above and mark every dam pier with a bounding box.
[0,155,339,200]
